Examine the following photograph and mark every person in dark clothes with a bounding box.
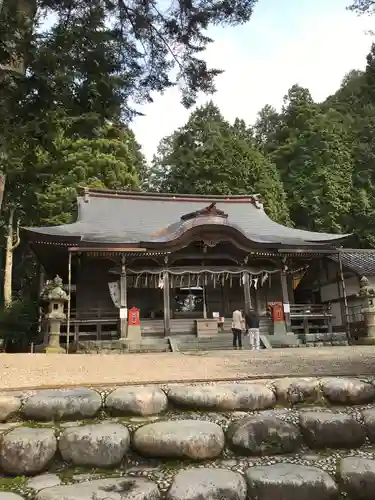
[245,309,261,351]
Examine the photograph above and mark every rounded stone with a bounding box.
[0,427,57,475]
[35,477,160,500]
[0,395,21,422]
[167,384,276,411]
[273,378,322,405]
[245,463,338,500]
[106,387,168,416]
[22,388,102,421]
[361,408,375,443]
[27,474,62,492]
[132,420,225,460]
[167,468,246,500]
[338,457,375,500]
[0,494,25,500]
[321,378,375,405]
[59,423,130,467]
[299,411,366,449]
[227,415,302,456]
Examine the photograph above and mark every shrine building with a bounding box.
[22,188,352,345]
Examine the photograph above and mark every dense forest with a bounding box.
[0,0,374,344]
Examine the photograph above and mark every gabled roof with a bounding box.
[330,250,375,276]
[23,188,351,249]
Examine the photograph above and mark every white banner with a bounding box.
[108,281,121,308]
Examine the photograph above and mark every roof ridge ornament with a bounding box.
[181,202,228,221]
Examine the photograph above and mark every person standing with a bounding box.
[245,308,261,351]
[232,308,244,349]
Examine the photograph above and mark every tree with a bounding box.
[150,101,291,224]
[254,104,281,148]
[322,44,375,245]
[266,86,353,233]
[3,207,20,308]
[348,0,375,14]
[1,0,259,120]
[33,121,146,225]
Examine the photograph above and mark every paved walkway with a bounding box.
[0,346,375,390]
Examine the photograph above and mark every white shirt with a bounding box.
[232,309,244,330]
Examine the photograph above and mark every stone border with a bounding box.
[1,405,375,476]
[0,377,375,478]
[4,458,375,500]
[1,377,375,423]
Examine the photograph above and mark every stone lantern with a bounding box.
[359,276,375,344]
[42,275,68,354]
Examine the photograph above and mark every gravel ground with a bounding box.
[0,346,375,390]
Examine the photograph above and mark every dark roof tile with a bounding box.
[23,190,350,247]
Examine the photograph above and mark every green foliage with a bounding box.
[149,101,291,224]
[348,0,375,15]
[0,297,38,351]
[33,122,145,225]
[1,0,258,119]
[259,85,353,234]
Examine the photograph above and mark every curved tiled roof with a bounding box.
[23,189,350,248]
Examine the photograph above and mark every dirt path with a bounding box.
[0,346,374,390]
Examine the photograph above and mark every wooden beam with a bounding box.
[69,247,148,253]
[243,271,252,314]
[280,269,292,332]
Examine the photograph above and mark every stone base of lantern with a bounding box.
[43,345,66,354]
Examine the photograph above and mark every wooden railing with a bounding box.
[290,303,332,317]
[66,308,117,320]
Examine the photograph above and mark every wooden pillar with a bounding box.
[119,253,128,339]
[66,251,72,353]
[338,252,350,342]
[280,266,292,332]
[163,270,170,335]
[243,271,252,314]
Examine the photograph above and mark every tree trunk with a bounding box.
[3,208,20,308]
[0,173,6,213]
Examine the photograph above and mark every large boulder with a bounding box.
[338,457,375,500]
[167,384,275,411]
[0,494,25,500]
[0,395,21,422]
[166,468,246,500]
[362,408,375,443]
[227,415,301,456]
[35,478,160,500]
[299,411,366,449]
[273,378,322,405]
[245,463,338,500]
[321,378,375,405]
[106,387,168,416]
[22,388,102,421]
[132,420,224,460]
[59,423,130,467]
[0,427,57,475]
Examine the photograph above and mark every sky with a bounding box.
[131,0,374,161]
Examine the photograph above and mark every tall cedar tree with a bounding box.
[258,85,353,234]
[327,44,375,246]
[149,101,290,224]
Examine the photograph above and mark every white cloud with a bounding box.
[131,2,373,161]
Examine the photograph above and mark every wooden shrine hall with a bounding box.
[23,188,351,342]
